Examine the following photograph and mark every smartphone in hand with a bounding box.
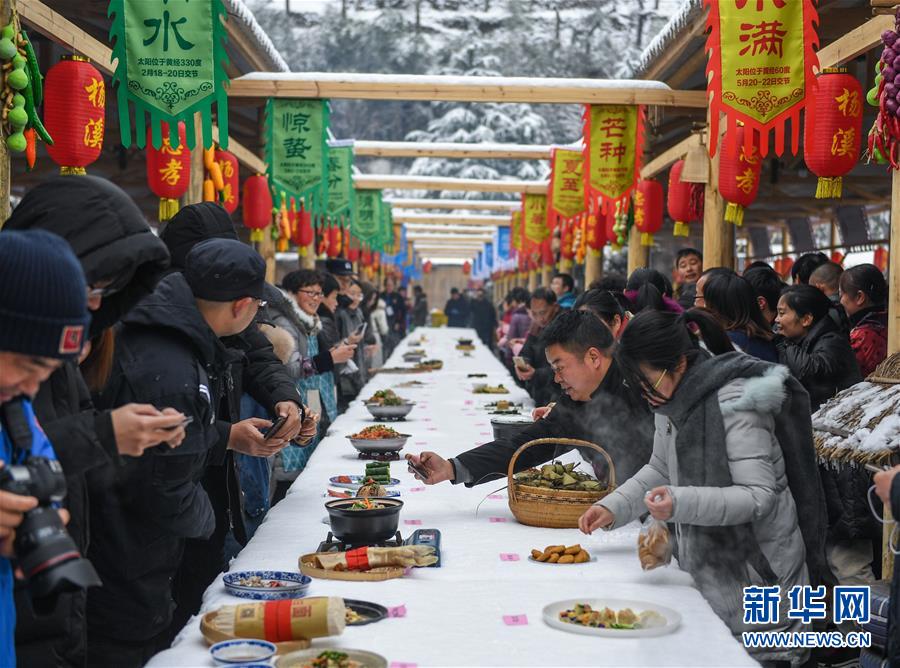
[261,415,288,441]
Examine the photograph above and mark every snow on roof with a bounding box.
[631,0,705,79]
[238,71,672,90]
[226,0,290,72]
[813,381,900,463]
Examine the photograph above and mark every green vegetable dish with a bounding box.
[514,461,604,492]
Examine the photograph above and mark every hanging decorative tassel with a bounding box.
[815,176,842,199]
[640,232,654,246]
[673,221,690,237]
[724,202,744,226]
[159,198,180,222]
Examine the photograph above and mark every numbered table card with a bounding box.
[503,614,529,626]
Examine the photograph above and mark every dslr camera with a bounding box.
[0,457,101,600]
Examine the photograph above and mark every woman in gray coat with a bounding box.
[580,310,827,666]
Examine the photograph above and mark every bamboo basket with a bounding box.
[298,553,404,581]
[507,437,615,529]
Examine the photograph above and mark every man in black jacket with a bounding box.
[87,239,272,667]
[515,288,561,407]
[470,287,497,349]
[158,204,309,634]
[407,309,653,489]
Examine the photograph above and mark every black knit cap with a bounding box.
[0,230,91,359]
[159,202,239,269]
[185,238,265,302]
[325,258,354,276]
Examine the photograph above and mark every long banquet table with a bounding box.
[149,327,756,667]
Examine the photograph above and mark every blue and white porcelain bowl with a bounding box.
[209,639,276,665]
[223,571,311,600]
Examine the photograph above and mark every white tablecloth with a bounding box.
[148,328,756,667]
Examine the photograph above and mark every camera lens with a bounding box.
[15,506,101,599]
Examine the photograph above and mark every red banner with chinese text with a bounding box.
[705,0,819,158]
[548,148,586,229]
[583,105,644,214]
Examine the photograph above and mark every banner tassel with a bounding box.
[673,221,690,237]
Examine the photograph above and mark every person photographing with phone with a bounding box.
[87,239,285,666]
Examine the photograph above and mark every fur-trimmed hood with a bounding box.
[719,365,790,417]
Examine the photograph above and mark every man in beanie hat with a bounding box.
[0,230,91,668]
[87,239,278,667]
[3,175,186,668]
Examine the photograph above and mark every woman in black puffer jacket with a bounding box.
[776,285,873,586]
[2,176,175,667]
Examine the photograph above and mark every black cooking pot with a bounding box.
[325,498,404,545]
[490,416,534,442]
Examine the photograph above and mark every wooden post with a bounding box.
[541,265,553,287]
[884,498,895,582]
[527,269,538,292]
[889,169,900,356]
[701,137,732,269]
[584,249,603,288]
[298,247,315,270]
[0,0,12,224]
[627,226,648,274]
[185,114,205,205]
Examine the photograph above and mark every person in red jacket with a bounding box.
[839,263,888,378]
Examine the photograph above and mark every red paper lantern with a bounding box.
[804,70,864,199]
[667,160,698,237]
[346,229,360,263]
[146,122,191,222]
[634,179,664,246]
[719,126,762,227]
[830,251,844,266]
[560,219,576,260]
[775,257,794,279]
[242,174,273,241]
[874,246,888,273]
[605,207,620,247]
[361,248,373,267]
[462,260,472,276]
[215,150,240,214]
[541,237,554,266]
[44,56,105,174]
[327,225,343,258]
[423,260,432,274]
[585,213,604,251]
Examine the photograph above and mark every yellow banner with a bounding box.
[510,210,522,250]
[585,105,640,204]
[706,0,818,156]
[549,148,585,220]
[523,194,548,246]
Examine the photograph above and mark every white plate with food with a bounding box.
[542,599,681,638]
[329,475,400,489]
[276,648,388,668]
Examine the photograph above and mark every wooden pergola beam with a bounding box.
[403,223,503,234]
[387,198,519,211]
[393,212,510,227]
[228,73,708,108]
[354,141,558,160]
[817,14,892,68]
[17,0,267,175]
[354,174,546,194]
[640,133,702,179]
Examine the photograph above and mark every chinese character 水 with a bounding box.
[143,0,195,52]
